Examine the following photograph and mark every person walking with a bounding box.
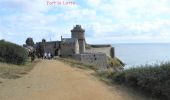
[44,52,47,59]
[48,52,51,59]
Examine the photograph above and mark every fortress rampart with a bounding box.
[24,25,115,70]
[73,53,108,70]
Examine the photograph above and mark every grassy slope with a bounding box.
[0,60,39,79]
[112,63,170,100]
[57,57,124,71]
[57,58,97,70]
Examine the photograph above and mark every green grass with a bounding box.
[111,62,170,100]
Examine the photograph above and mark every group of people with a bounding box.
[43,52,53,59]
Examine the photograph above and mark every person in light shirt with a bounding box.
[44,52,47,59]
[48,52,51,59]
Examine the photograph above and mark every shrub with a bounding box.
[113,72,126,83]
[107,57,124,72]
[112,63,170,100]
[25,38,34,46]
[0,40,28,65]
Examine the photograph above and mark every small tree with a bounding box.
[42,39,46,42]
[26,38,34,46]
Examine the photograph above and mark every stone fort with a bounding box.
[25,25,115,70]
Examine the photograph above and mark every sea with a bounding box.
[112,43,170,68]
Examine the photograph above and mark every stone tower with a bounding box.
[71,25,85,54]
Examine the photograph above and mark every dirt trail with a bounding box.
[0,60,151,100]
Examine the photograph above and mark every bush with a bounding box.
[0,40,28,65]
[112,72,125,83]
[107,57,124,72]
[112,63,170,100]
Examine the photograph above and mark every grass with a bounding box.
[107,57,124,71]
[57,58,98,71]
[0,59,39,79]
[111,62,170,100]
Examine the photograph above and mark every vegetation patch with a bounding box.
[0,60,39,79]
[0,40,28,65]
[107,57,124,72]
[57,58,97,70]
[111,62,170,100]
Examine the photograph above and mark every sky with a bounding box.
[0,0,170,44]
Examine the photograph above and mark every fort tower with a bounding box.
[71,25,85,53]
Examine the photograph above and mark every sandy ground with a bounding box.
[0,60,153,100]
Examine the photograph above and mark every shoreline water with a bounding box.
[112,43,170,68]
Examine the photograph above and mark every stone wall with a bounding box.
[86,46,114,58]
[60,38,79,57]
[36,41,60,56]
[71,25,85,54]
[71,25,85,40]
[90,44,111,48]
[78,39,85,53]
[73,53,108,70]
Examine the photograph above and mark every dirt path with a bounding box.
[0,60,152,100]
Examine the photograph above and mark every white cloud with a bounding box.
[0,0,170,44]
[84,0,170,21]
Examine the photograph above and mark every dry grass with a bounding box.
[57,58,98,70]
[0,59,39,79]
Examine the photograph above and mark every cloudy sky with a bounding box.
[0,0,170,44]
